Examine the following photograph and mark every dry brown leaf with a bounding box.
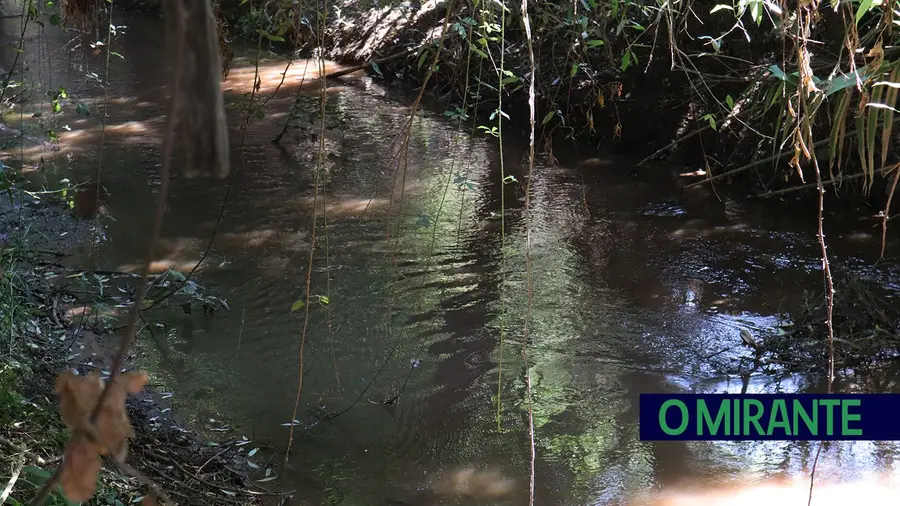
[94,371,149,458]
[56,370,103,429]
[54,370,150,501]
[141,494,161,506]
[59,433,102,502]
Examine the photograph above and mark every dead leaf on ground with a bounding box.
[141,494,161,505]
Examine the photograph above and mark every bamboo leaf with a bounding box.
[866,102,900,113]
[855,0,874,25]
[829,88,851,171]
[867,84,883,193]
[856,103,868,192]
[881,65,900,168]
[823,71,865,97]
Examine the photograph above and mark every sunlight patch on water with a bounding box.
[628,472,900,506]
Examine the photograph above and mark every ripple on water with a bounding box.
[29,15,900,503]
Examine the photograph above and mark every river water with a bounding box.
[4,9,900,506]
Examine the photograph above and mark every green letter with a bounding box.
[820,399,840,435]
[698,399,730,436]
[793,399,817,435]
[767,399,791,436]
[742,399,765,435]
[660,400,689,436]
[841,399,862,436]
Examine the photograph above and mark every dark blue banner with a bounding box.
[639,393,900,440]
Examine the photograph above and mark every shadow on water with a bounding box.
[5,8,900,506]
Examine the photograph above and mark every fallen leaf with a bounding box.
[141,494,161,506]
[54,369,150,502]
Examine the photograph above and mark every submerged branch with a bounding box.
[324,45,422,80]
[685,117,900,189]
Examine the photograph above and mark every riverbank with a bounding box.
[0,187,270,505]
[105,0,898,209]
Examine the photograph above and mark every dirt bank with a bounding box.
[103,0,898,210]
[0,188,273,505]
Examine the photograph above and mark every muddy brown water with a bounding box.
[4,9,900,506]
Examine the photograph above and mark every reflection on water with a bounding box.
[6,9,900,506]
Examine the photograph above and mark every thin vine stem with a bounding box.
[495,0,507,431]
[520,1,537,503]
[29,0,184,501]
[283,0,328,473]
[79,0,116,331]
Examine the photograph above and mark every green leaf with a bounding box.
[710,4,733,13]
[541,110,555,125]
[586,39,604,47]
[370,61,384,77]
[257,476,278,483]
[167,269,186,281]
[621,50,631,72]
[468,43,488,59]
[767,64,787,81]
[23,466,52,481]
[290,299,305,312]
[750,0,762,24]
[318,295,330,305]
[570,63,578,78]
[726,95,734,109]
[255,29,284,42]
[52,101,61,113]
[823,71,866,97]
[855,0,874,24]
[76,102,91,115]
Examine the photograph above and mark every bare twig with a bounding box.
[0,436,50,466]
[792,3,835,505]
[520,1,537,504]
[755,171,869,197]
[282,0,328,472]
[108,459,174,506]
[634,124,711,168]
[684,116,900,189]
[324,45,422,80]
[0,446,25,505]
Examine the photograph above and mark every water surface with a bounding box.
[4,10,900,505]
